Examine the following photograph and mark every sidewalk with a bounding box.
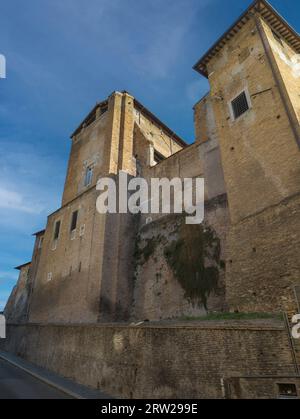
[0,350,113,399]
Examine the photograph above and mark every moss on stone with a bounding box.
[134,235,161,265]
[164,221,222,309]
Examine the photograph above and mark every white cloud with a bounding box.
[0,186,43,214]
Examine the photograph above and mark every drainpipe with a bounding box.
[252,13,300,150]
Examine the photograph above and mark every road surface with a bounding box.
[0,358,73,399]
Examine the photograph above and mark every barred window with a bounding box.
[231,91,250,120]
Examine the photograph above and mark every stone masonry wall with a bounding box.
[1,320,298,399]
[226,192,300,314]
[206,17,300,225]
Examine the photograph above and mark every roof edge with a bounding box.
[70,91,188,148]
[32,229,45,237]
[193,0,300,77]
[15,262,31,271]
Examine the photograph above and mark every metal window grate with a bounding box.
[231,91,249,119]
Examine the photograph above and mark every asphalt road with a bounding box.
[0,358,73,399]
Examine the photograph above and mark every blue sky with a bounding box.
[0,0,298,310]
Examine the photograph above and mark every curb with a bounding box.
[0,352,84,399]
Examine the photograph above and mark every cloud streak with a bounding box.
[0,186,43,214]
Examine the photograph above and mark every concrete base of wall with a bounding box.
[1,320,299,399]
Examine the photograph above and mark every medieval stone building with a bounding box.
[2,0,300,399]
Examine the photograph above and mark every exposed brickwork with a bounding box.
[226,193,300,314]
[1,321,298,399]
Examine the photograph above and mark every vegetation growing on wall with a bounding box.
[134,235,162,264]
[164,221,223,309]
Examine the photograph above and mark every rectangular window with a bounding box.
[231,91,250,120]
[84,166,93,187]
[277,383,298,398]
[53,220,61,240]
[70,210,78,232]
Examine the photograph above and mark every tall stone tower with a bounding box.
[13,91,185,324]
[194,0,300,313]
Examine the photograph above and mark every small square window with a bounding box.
[231,91,250,120]
[84,167,93,187]
[277,383,298,398]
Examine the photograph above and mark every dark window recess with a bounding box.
[70,211,78,232]
[154,150,166,164]
[54,221,61,240]
[231,92,250,119]
[272,30,283,46]
[278,383,298,398]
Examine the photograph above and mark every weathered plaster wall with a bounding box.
[1,320,297,399]
[133,196,229,321]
